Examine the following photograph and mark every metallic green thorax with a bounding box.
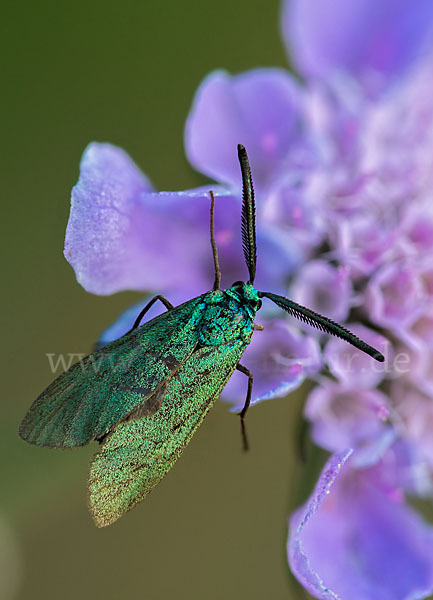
[19,144,384,527]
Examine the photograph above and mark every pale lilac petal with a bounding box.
[401,201,433,256]
[288,450,352,600]
[420,265,433,299]
[262,176,327,253]
[289,448,433,600]
[392,381,433,471]
[406,308,433,351]
[222,319,321,410]
[65,143,233,296]
[371,439,433,498]
[365,261,424,330]
[65,143,297,297]
[65,142,154,294]
[324,323,390,389]
[305,381,393,466]
[385,331,431,400]
[291,260,352,323]
[303,80,366,165]
[359,61,433,203]
[282,0,433,91]
[330,214,399,281]
[390,315,433,406]
[185,69,303,190]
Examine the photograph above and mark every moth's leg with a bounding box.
[237,363,253,418]
[236,363,253,451]
[130,295,174,331]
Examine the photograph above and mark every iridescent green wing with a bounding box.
[88,338,246,527]
[19,297,204,448]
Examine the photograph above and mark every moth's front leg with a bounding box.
[130,295,174,331]
[236,363,253,451]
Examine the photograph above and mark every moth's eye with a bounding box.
[231,280,244,288]
[257,300,262,310]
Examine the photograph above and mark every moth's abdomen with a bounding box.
[88,337,249,526]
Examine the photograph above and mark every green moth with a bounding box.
[19,145,384,527]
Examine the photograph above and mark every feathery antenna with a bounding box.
[258,291,385,362]
[238,144,257,284]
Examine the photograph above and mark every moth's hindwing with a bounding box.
[19,297,204,448]
[88,339,248,527]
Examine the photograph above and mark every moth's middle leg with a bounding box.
[236,363,253,451]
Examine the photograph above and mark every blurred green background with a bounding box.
[2,1,314,598]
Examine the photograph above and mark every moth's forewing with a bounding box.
[19,298,204,448]
[88,339,248,527]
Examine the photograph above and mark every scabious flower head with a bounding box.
[64,0,433,597]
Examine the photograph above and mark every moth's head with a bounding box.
[230,280,262,311]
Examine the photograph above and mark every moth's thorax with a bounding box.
[196,286,258,347]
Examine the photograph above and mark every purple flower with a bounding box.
[288,448,433,600]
